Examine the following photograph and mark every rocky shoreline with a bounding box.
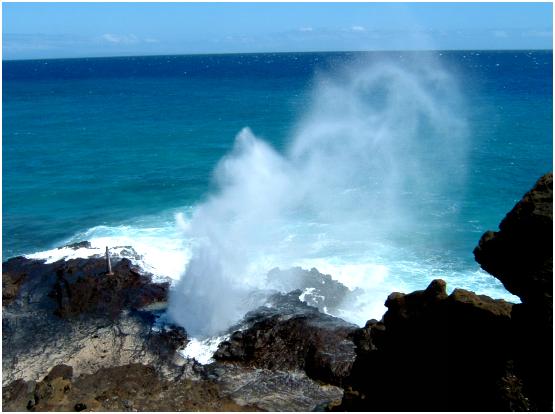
[2,173,552,411]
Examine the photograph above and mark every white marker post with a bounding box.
[106,246,114,276]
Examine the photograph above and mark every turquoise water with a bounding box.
[3,51,552,312]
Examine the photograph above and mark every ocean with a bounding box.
[3,51,553,331]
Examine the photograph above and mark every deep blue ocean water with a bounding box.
[3,51,553,312]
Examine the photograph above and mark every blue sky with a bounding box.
[3,2,553,60]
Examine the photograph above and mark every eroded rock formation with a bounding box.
[475,172,553,411]
[2,255,349,411]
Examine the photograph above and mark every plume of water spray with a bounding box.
[168,54,468,337]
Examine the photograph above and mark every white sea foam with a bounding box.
[24,218,519,332]
[26,222,192,283]
[179,335,229,365]
[294,255,519,326]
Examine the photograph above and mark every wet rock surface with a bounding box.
[266,267,358,313]
[2,259,27,306]
[215,290,358,387]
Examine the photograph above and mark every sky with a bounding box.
[3,2,553,60]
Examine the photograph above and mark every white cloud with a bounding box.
[351,26,366,32]
[299,27,314,32]
[522,29,552,38]
[491,30,508,38]
[101,33,139,44]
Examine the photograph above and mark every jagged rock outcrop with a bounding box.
[475,172,553,411]
[2,255,180,386]
[215,291,357,387]
[340,279,520,411]
[267,267,358,314]
[2,252,351,411]
[339,173,553,411]
[2,255,169,318]
[474,172,552,307]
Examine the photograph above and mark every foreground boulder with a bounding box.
[341,173,553,411]
[475,172,553,411]
[340,279,520,411]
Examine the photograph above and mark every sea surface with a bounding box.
[3,51,553,324]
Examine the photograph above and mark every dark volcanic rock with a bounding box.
[47,257,169,318]
[342,174,554,411]
[2,255,174,386]
[2,257,28,306]
[341,279,520,411]
[2,255,169,318]
[44,364,73,382]
[474,172,552,306]
[267,267,357,313]
[2,379,36,412]
[74,402,87,411]
[61,241,92,250]
[147,324,188,362]
[6,171,552,413]
[3,256,343,411]
[474,172,553,411]
[215,290,357,386]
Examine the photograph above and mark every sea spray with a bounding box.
[168,54,469,337]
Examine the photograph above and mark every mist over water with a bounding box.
[168,55,470,337]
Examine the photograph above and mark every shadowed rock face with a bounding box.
[340,279,519,412]
[474,172,553,307]
[475,172,553,411]
[340,173,553,411]
[2,262,27,306]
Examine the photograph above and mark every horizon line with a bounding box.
[3,47,553,62]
